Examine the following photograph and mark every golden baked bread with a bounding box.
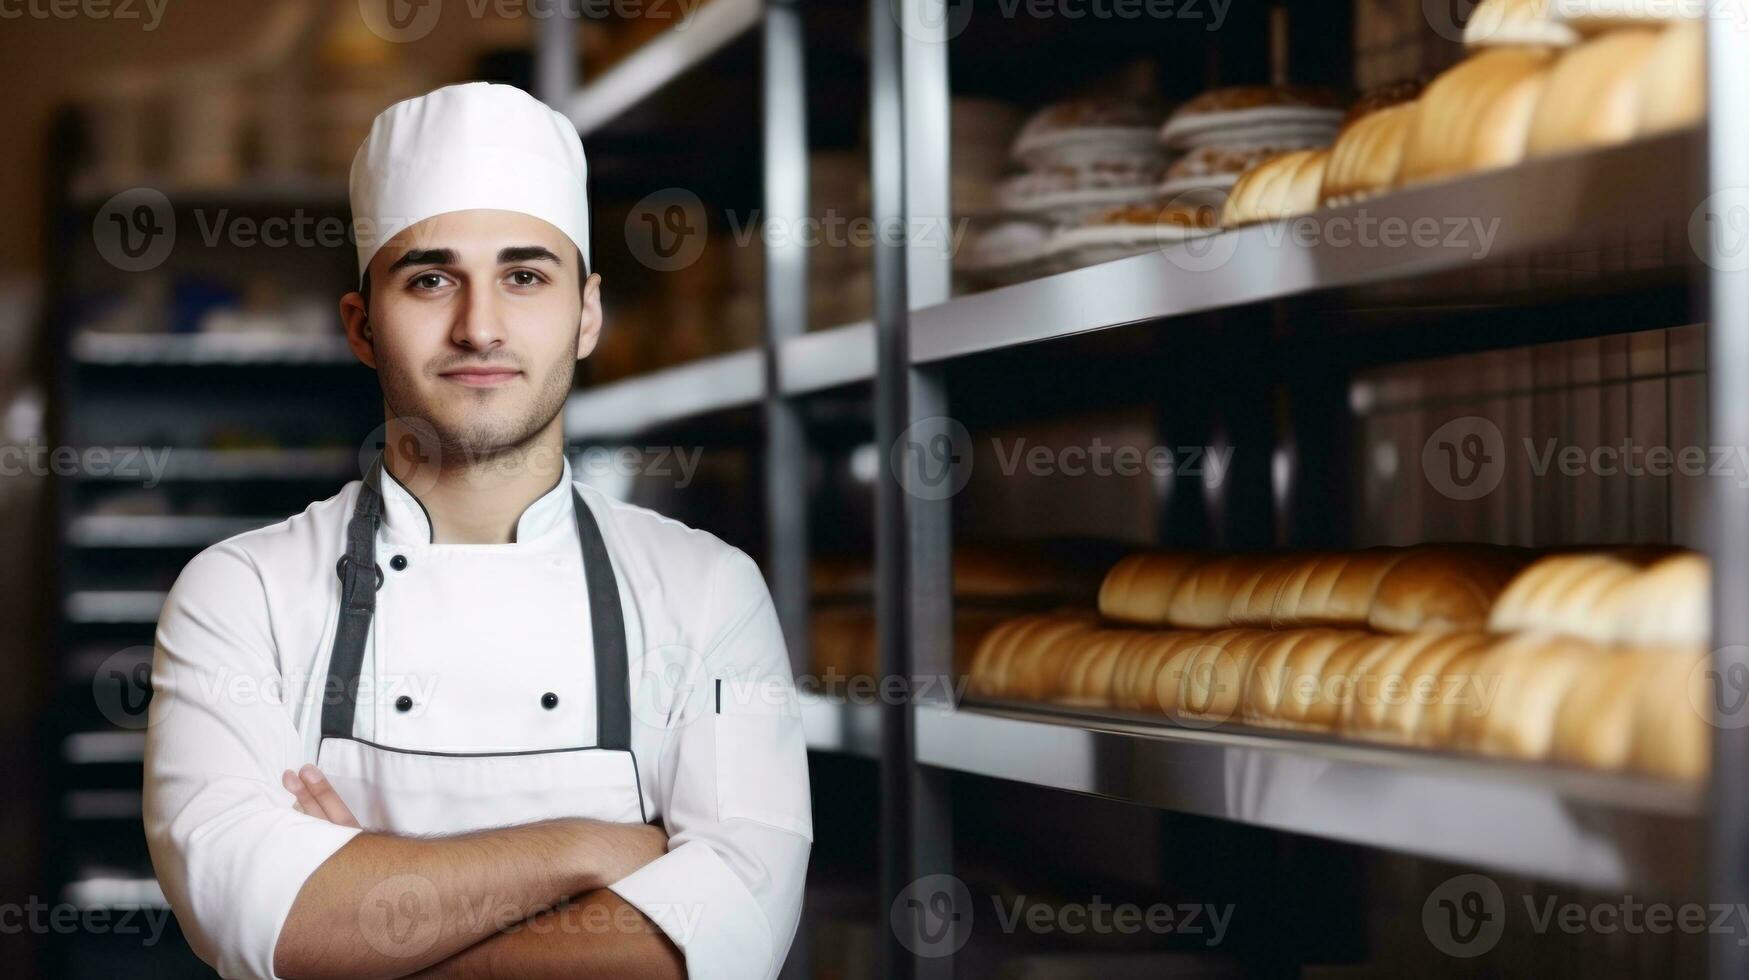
[1376,632,1495,745]
[1487,553,1638,637]
[1635,20,1704,135]
[1007,616,1103,701]
[1525,29,1662,157]
[1342,631,1458,741]
[1300,633,1398,731]
[1398,47,1556,185]
[1166,555,1262,628]
[1628,647,1709,781]
[1098,552,1205,625]
[1464,632,1601,759]
[1320,102,1420,207]
[1221,149,1330,226]
[1271,549,1408,629]
[1369,544,1534,633]
[1176,629,1273,725]
[1463,0,1578,48]
[1549,647,1661,770]
[1614,554,1708,647]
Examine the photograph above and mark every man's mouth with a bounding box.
[440,367,521,387]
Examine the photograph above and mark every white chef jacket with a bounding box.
[142,456,813,980]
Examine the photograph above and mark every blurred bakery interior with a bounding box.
[2,0,1744,975]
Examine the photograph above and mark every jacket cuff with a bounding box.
[241,818,363,980]
[609,840,775,980]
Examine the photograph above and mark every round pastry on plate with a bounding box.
[1159,85,1343,151]
[995,158,1166,224]
[1045,201,1220,272]
[1011,97,1169,170]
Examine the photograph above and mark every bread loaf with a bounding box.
[1369,544,1534,633]
[1635,20,1704,135]
[1488,553,1639,637]
[1398,48,1555,186]
[1098,552,1204,625]
[1526,29,1662,157]
[1273,549,1410,628]
[1342,631,1458,741]
[1055,629,1129,706]
[1463,632,1601,759]
[1418,635,1505,747]
[1377,633,1495,745]
[1628,648,1709,781]
[1241,629,1328,724]
[1463,0,1578,48]
[1297,633,1398,731]
[1136,632,1211,714]
[1009,616,1102,701]
[1615,553,1709,649]
[1320,102,1420,207]
[1165,555,1260,628]
[1176,629,1273,725]
[1549,648,1660,770]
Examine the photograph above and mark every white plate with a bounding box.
[1160,106,1342,150]
[1012,126,1165,170]
[1046,221,1218,273]
[996,181,1162,225]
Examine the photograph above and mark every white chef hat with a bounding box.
[348,81,591,283]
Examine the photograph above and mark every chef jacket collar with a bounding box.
[377,454,576,546]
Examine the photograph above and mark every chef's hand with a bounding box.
[281,765,360,828]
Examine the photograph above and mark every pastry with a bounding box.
[1320,102,1420,206]
[1397,47,1556,185]
[1635,19,1704,135]
[1526,28,1663,157]
[1463,0,1579,48]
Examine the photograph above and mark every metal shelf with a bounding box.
[66,591,166,624]
[779,321,875,395]
[916,702,1699,894]
[72,332,355,366]
[800,692,880,758]
[911,132,1701,364]
[77,447,355,482]
[564,0,762,136]
[566,349,764,439]
[64,731,147,764]
[68,515,279,548]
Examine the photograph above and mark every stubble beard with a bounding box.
[377,337,577,468]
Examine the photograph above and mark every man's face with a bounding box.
[343,209,602,463]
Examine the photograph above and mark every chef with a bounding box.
[142,82,811,980]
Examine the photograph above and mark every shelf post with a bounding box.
[1706,9,1749,979]
[763,0,812,682]
[873,0,955,975]
[534,0,579,108]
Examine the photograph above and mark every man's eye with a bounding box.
[412,273,447,289]
[509,270,543,286]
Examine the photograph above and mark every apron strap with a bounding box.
[317,457,634,752]
[320,458,385,738]
[574,488,632,752]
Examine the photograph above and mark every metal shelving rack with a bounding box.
[563,4,1747,978]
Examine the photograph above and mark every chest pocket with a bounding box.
[714,676,813,840]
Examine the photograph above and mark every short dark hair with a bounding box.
[358,245,589,319]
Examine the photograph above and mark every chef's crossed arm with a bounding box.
[144,537,813,980]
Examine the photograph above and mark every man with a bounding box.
[142,82,812,980]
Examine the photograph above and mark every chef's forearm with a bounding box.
[272,818,655,980]
[408,890,685,980]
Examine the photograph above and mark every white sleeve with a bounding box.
[142,542,362,980]
[611,547,813,980]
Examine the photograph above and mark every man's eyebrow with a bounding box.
[498,245,563,265]
[387,248,457,272]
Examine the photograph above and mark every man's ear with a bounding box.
[339,291,377,369]
[577,272,604,360]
